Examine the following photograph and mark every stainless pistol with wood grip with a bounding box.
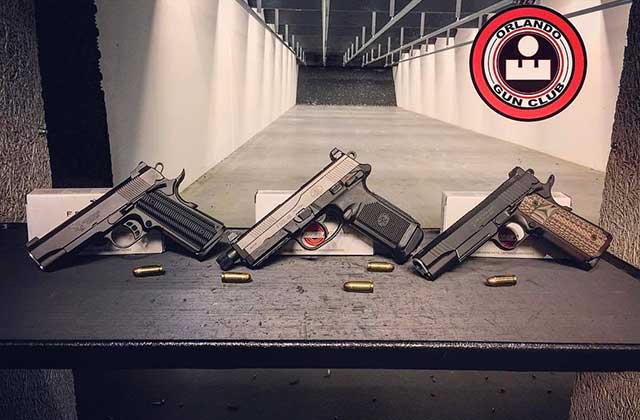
[26,162,226,271]
[412,167,613,280]
[216,148,424,270]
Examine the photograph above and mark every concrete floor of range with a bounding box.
[185,105,605,228]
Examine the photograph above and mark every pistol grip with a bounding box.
[136,191,225,259]
[518,194,612,266]
[351,193,423,263]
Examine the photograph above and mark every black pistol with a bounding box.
[26,162,226,271]
[413,167,613,280]
[217,148,424,270]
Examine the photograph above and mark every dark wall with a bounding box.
[0,1,98,417]
[74,369,573,420]
[297,66,396,106]
[35,0,112,188]
[570,3,640,419]
[0,0,51,222]
[0,0,112,221]
[599,0,640,270]
[0,370,77,420]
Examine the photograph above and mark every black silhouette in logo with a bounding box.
[497,33,560,95]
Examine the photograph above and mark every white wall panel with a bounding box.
[393,0,630,171]
[408,49,422,112]
[97,0,298,186]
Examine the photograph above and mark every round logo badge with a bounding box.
[377,213,390,227]
[301,222,326,247]
[470,6,586,121]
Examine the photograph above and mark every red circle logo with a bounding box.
[302,222,326,247]
[470,6,586,121]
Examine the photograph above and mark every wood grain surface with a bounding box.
[0,0,51,222]
[2,224,638,346]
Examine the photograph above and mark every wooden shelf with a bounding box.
[2,224,639,370]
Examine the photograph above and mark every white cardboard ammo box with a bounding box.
[442,191,572,259]
[26,189,164,255]
[255,190,373,256]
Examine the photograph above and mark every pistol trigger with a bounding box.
[109,220,145,249]
[295,221,330,251]
[494,222,527,250]
[104,230,117,247]
[296,216,343,251]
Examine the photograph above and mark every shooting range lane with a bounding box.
[1,224,639,370]
[183,105,605,228]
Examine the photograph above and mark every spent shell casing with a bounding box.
[132,265,165,277]
[367,261,395,272]
[485,275,517,287]
[221,272,252,283]
[343,280,374,293]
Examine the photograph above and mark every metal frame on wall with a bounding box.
[343,0,426,66]
[341,0,632,68]
[390,0,632,67]
[235,0,306,64]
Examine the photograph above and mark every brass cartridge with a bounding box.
[367,261,395,272]
[343,280,374,293]
[485,275,517,287]
[221,272,252,283]
[132,265,165,277]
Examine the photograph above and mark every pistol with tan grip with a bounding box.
[26,162,226,271]
[216,148,424,270]
[412,167,612,280]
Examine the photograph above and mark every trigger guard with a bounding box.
[296,221,330,251]
[109,221,145,249]
[493,222,527,251]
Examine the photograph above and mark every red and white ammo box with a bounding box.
[254,190,373,256]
